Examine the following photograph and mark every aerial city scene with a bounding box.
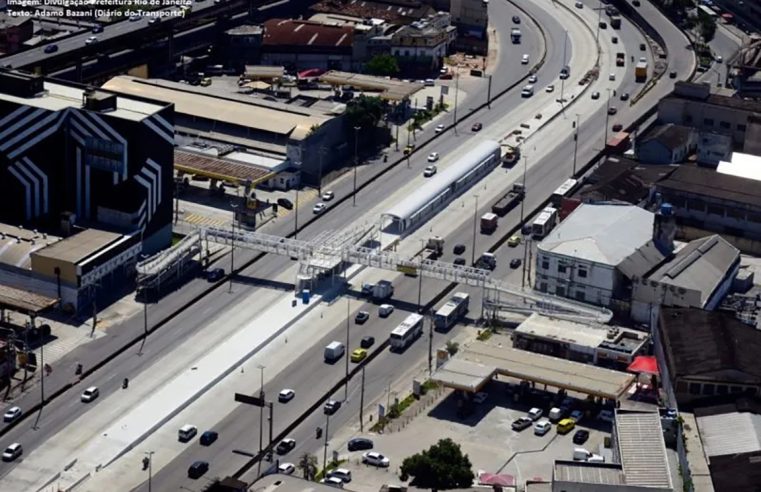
[0,0,757,490]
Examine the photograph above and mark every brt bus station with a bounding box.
[431,336,636,403]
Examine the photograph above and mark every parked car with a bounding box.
[324,400,342,415]
[188,461,209,479]
[81,386,99,403]
[44,44,58,54]
[573,429,590,444]
[360,336,375,349]
[534,420,552,436]
[435,124,445,133]
[278,388,295,403]
[321,477,344,488]
[351,348,368,363]
[512,417,533,431]
[321,191,335,201]
[612,123,623,132]
[327,468,352,483]
[423,165,437,177]
[278,462,296,475]
[528,407,543,421]
[276,438,296,455]
[427,152,439,162]
[2,443,22,462]
[599,21,607,29]
[207,268,225,282]
[200,430,218,446]
[3,406,21,423]
[277,197,294,210]
[355,311,370,324]
[471,122,483,132]
[453,244,466,255]
[313,203,327,214]
[509,258,522,269]
[362,451,390,467]
[348,437,374,451]
[597,409,614,423]
[570,410,584,423]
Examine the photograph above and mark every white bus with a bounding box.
[550,178,578,207]
[433,293,470,331]
[532,206,558,239]
[390,313,424,351]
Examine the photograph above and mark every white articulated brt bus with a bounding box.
[389,313,424,351]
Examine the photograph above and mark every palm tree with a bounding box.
[298,453,318,481]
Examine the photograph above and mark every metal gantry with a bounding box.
[136,223,612,323]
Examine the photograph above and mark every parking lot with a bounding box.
[329,378,614,491]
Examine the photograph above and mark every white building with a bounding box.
[535,204,669,312]
[716,151,761,182]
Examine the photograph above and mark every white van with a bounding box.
[573,447,604,462]
[179,424,198,442]
[521,85,534,97]
[379,304,394,317]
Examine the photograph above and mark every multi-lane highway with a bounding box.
[0,0,697,489]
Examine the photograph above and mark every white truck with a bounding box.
[324,341,345,362]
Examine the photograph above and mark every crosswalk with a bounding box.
[182,213,231,229]
[276,189,319,217]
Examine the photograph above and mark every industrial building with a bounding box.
[101,75,348,188]
[513,313,649,369]
[382,140,501,235]
[0,71,174,250]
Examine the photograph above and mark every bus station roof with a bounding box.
[432,336,635,400]
[319,71,424,101]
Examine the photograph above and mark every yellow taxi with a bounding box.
[507,235,522,247]
[351,348,368,363]
[557,418,576,435]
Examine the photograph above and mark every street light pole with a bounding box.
[604,88,612,144]
[572,113,581,176]
[520,156,528,224]
[294,187,300,240]
[486,74,493,108]
[353,126,360,206]
[471,195,479,265]
[560,30,568,105]
[229,203,238,293]
[145,451,154,492]
[344,298,350,400]
[323,413,330,473]
[595,0,602,45]
[317,146,325,196]
[453,72,460,134]
[257,365,265,477]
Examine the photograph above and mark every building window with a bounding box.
[689,382,701,395]
[539,282,547,292]
[541,259,549,270]
[719,121,731,129]
[716,385,728,395]
[707,205,724,216]
[578,268,587,278]
[738,124,747,131]
[702,383,715,395]
[84,137,125,174]
[703,118,714,126]
[575,291,585,302]
[558,264,567,273]
[556,286,566,297]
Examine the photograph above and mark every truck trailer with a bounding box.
[635,61,648,82]
[492,183,526,216]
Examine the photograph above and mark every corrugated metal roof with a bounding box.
[32,229,123,264]
[538,203,661,267]
[657,165,761,209]
[263,19,354,48]
[698,412,761,457]
[615,411,672,489]
[553,461,625,485]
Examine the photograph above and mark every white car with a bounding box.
[313,203,326,214]
[575,0,583,7]
[427,152,439,162]
[278,389,295,403]
[362,451,390,467]
[528,407,543,421]
[2,443,22,462]
[609,73,616,81]
[715,55,723,63]
[545,84,555,92]
[521,54,530,64]
[327,468,352,483]
[3,406,21,423]
[435,124,445,133]
[321,477,344,488]
[534,420,552,436]
[81,386,99,403]
[528,74,538,83]
[473,392,488,404]
[423,165,437,177]
[129,13,140,21]
[570,410,584,422]
[321,191,334,201]
[278,462,296,475]
[85,36,98,45]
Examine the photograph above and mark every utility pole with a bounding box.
[471,194,479,265]
[294,186,300,240]
[145,451,154,492]
[268,402,274,456]
[417,271,423,311]
[39,333,45,405]
[359,366,366,432]
[520,156,528,224]
[453,72,460,134]
[560,30,568,105]
[90,283,98,337]
[344,298,350,400]
[486,74,493,108]
[257,365,265,477]
[595,0,602,45]
[572,113,581,176]
[604,88,612,144]
[317,147,325,196]
[428,313,433,375]
[229,203,238,293]
[353,126,360,206]
[323,414,330,473]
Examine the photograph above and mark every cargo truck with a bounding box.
[491,183,526,216]
[635,61,647,82]
[424,236,444,259]
[480,213,498,234]
[373,280,394,300]
[324,341,345,362]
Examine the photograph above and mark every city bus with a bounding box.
[532,206,558,239]
[389,313,424,351]
[433,293,470,331]
[550,178,578,207]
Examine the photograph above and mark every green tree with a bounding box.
[298,453,318,481]
[365,54,400,76]
[400,438,474,491]
[698,15,717,43]
[346,95,385,130]
[445,341,460,356]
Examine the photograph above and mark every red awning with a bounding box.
[627,355,659,375]
[298,68,325,79]
[479,473,515,487]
